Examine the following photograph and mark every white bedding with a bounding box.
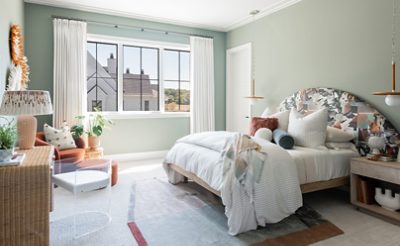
[287,146,359,184]
[163,132,302,235]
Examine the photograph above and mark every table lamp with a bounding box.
[0,90,53,149]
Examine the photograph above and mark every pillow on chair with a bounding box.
[44,123,77,150]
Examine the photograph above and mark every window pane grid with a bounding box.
[163,49,190,112]
[87,40,189,113]
[123,45,159,111]
[87,41,118,112]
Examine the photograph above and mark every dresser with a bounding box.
[0,146,53,246]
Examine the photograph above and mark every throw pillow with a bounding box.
[249,117,278,136]
[326,126,355,142]
[261,110,290,131]
[288,108,328,148]
[254,128,273,141]
[273,129,295,149]
[44,123,77,150]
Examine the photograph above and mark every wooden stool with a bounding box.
[111,160,118,186]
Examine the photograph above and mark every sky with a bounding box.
[87,42,190,90]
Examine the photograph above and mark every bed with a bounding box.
[163,87,400,235]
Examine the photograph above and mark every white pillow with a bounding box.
[326,126,355,142]
[44,123,77,150]
[254,128,273,141]
[288,108,328,148]
[262,110,290,131]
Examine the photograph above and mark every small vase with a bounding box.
[88,136,100,150]
[0,148,14,162]
[368,136,385,155]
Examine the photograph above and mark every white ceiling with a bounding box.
[24,0,302,31]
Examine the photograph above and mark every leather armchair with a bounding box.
[35,132,86,162]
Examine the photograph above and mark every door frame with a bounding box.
[226,43,252,132]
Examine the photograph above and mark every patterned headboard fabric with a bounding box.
[279,87,400,156]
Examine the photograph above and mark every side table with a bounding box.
[85,147,104,160]
[351,157,400,223]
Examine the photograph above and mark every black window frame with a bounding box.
[163,49,190,112]
[122,45,160,112]
[87,41,118,112]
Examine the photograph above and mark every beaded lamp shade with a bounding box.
[0,90,53,116]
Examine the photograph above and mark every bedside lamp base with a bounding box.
[17,115,37,150]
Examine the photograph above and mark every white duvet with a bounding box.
[163,131,302,235]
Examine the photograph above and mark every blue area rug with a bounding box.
[128,177,343,246]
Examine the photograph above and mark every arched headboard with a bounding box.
[279,87,399,156]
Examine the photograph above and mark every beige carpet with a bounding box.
[50,159,400,246]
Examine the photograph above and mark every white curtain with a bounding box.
[53,19,87,128]
[190,36,215,133]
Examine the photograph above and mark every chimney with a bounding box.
[126,68,130,74]
[107,53,116,73]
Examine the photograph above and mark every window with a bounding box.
[87,42,118,112]
[123,46,159,111]
[86,35,190,116]
[164,50,190,112]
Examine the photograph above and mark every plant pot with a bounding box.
[0,148,14,162]
[88,136,100,150]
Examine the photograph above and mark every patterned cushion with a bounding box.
[43,123,77,150]
[249,117,278,136]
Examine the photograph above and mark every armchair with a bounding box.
[35,132,86,162]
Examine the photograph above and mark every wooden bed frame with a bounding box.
[168,163,349,196]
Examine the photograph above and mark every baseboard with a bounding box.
[104,150,168,162]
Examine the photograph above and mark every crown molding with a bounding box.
[24,0,303,32]
[24,0,226,32]
[225,0,303,31]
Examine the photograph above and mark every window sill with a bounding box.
[98,112,190,120]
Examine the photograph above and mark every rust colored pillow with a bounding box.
[249,117,278,136]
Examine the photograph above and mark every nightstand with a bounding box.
[85,147,104,160]
[350,157,400,223]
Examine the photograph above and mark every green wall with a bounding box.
[227,0,400,130]
[0,0,24,95]
[24,3,226,155]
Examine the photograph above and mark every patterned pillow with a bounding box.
[44,123,77,150]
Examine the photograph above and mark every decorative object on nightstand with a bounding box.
[368,135,385,155]
[351,157,400,223]
[71,109,113,150]
[375,188,400,211]
[0,90,53,149]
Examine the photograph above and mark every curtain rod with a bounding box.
[51,15,214,39]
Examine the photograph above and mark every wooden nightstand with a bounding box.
[351,157,400,223]
[85,147,104,160]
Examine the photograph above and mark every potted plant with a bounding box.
[71,109,113,150]
[0,119,17,162]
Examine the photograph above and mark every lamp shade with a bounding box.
[0,90,53,116]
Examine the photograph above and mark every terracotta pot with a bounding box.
[88,136,100,150]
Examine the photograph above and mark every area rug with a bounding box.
[127,177,343,246]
